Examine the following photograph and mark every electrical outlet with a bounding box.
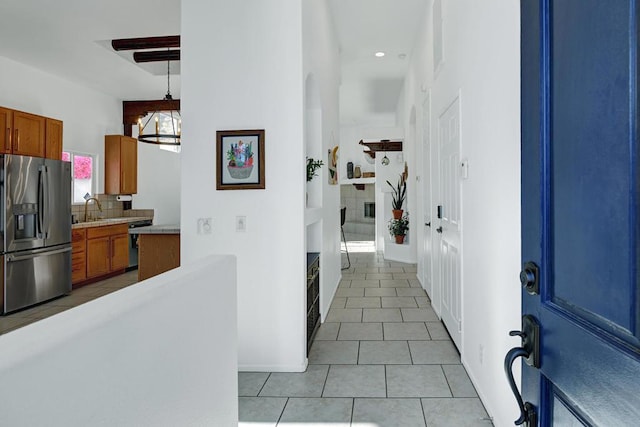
[236,215,246,232]
[197,218,212,234]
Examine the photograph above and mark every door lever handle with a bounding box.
[504,347,536,426]
[504,315,540,426]
[436,226,443,233]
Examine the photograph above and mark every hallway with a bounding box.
[238,252,493,426]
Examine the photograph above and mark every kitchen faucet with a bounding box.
[84,197,102,222]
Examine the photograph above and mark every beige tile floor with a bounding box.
[238,245,494,426]
[0,270,139,335]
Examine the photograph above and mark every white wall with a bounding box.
[0,55,121,195]
[135,143,181,224]
[0,256,238,426]
[181,0,307,371]
[401,1,522,425]
[303,0,342,319]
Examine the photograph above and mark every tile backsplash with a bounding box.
[71,194,154,223]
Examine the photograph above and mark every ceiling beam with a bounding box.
[133,50,180,63]
[111,35,180,51]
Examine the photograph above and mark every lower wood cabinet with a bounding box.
[73,223,129,287]
[71,229,87,284]
[86,224,129,279]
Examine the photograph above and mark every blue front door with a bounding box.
[518,0,640,425]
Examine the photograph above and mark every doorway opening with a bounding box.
[340,183,376,255]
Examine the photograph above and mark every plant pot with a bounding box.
[227,165,253,179]
[394,235,405,244]
[392,209,404,219]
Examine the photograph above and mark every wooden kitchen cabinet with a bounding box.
[105,135,137,195]
[87,237,111,278]
[72,228,87,286]
[110,234,129,271]
[0,106,62,158]
[45,118,63,160]
[0,107,12,154]
[86,224,129,279]
[12,110,45,157]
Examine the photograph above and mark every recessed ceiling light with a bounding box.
[398,53,407,60]
[375,51,385,58]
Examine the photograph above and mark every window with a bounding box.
[61,151,95,204]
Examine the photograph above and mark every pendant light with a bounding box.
[381,141,390,165]
[137,55,181,146]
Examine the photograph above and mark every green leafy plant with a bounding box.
[307,157,324,182]
[388,213,409,236]
[386,174,407,210]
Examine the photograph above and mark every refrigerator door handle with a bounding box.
[6,246,72,262]
[43,165,50,239]
[37,165,45,239]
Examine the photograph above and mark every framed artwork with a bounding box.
[216,129,265,190]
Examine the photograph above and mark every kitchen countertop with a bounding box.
[131,224,180,234]
[72,216,153,229]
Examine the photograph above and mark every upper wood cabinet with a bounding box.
[105,135,138,195]
[0,107,13,154]
[0,106,62,159]
[13,110,45,158]
[45,118,63,160]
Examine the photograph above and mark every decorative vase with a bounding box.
[395,235,405,244]
[392,209,403,219]
[354,165,362,178]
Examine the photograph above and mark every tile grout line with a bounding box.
[384,364,388,398]
[320,365,331,397]
[419,397,429,426]
[408,340,415,365]
[440,364,455,397]
[275,397,289,424]
[256,372,272,397]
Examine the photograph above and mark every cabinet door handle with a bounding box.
[14,129,19,150]
[5,127,10,151]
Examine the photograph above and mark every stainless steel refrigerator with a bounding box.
[1,154,72,314]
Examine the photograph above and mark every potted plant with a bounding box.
[388,213,409,244]
[307,157,324,182]
[387,174,407,219]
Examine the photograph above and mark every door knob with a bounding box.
[504,315,540,426]
[520,262,539,295]
[425,222,431,227]
[436,226,443,233]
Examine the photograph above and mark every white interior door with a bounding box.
[421,94,433,300]
[437,96,462,350]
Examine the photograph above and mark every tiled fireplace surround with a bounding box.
[340,184,375,238]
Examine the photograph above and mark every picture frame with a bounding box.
[216,129,265,190]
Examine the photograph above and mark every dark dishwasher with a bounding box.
[127,219,153,270]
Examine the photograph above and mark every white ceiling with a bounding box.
[328,0,427,125]
[0,0,181,100]
[0,0,426,125]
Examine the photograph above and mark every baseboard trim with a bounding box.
[321,274,341,322]
[238,361,308,373]
[461,356,495,424]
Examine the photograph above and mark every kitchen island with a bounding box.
[132,225,180,281]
